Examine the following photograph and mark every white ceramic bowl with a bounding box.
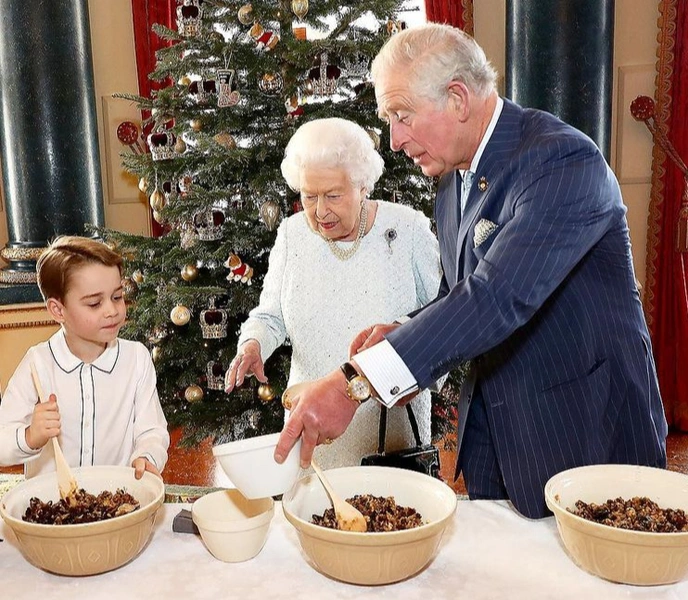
[212,432,302,499]
[0,465,165,576]
[545,464,688,585]
[282,465,457,585]
[192,489,274,562]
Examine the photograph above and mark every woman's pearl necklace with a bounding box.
[324,201,368,261]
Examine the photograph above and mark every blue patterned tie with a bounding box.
[460,170,475,213]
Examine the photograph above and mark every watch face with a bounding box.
[349,376,371,401]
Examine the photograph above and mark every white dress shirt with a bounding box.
[0,329,169,478]
[356,98,505,407]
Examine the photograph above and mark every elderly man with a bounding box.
[275,24,667,519]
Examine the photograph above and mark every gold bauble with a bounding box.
[122,277,138,301]
[149,189,166,212]
[174,138,187,154]
[213,132,236,150]
[170,304,191,326]
[291,0,308,20]
[185,384,204,403]
[132,269,144,284]
[152,210,163,224]
[238,3,253,25]
[138,177,148,193]
[179,75,192,87]
[151,346,162,362]
[190,118,203,132]
[181,264,199,281]
[257,383,275,403]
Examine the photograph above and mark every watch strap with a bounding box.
[340,361,359,382]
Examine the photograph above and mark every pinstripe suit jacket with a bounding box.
[388,99,668,518]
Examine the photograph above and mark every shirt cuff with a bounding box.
[354,340,418,408]
[16,425,40,456]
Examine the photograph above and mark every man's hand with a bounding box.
[132,457,162,480]
[275,369,359,468]
[349,322,399,358]
[225,339,267,393]
[25,393,60,450]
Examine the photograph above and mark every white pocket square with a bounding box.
[474,219,499,248]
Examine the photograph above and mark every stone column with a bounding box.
[505,0,615,160]
[0,0,104,297]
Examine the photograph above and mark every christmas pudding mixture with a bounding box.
[312,494,423,532]
[23,488,140,525]
[570,496,688,532]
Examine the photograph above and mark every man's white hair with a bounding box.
[371,24,498,104]
[281,118,384,193]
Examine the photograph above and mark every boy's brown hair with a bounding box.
[36,236,123,301]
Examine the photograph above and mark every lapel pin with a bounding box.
[478,176,488,192]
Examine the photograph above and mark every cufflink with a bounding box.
[390,386,400,395]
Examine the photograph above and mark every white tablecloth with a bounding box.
[1,499,686,599]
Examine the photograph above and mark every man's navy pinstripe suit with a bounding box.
[387,99,668,519]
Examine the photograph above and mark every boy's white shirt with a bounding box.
[0,329,169,478]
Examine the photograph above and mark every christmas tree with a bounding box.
[101,0,458,448]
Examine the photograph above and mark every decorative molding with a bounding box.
[0,319,54,331]
[0,246,46,261]
[0,271,37,284]
[615,64,655,184]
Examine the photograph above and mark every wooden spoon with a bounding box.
[311,459,367,532]
[29,362,79,501]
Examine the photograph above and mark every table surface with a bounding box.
[2,498,687,600]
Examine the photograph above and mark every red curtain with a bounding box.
[425,0,474,35]
[131,0,176,237]
[644,0,688,430]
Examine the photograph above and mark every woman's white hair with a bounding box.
[371,24,498,104]
[280,118,384,193]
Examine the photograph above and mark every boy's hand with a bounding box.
[132,457,162,480]
[25,393,60,450]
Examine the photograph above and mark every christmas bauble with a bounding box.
[138,177,148,193]
[149,189,166,212]
[179,75,192,87]
[257,383,275,403]
[190,118,203,132]
[237,3,253,25]
[292,0,308,19]
[259,199,281,231]
[258,72,284,96]
[132,269,144,284]
[174,138,187,154]
[185,384,204,403]
[151,346,162,362]
[170,304,191,326]
[152,210,163,224]
[122,278,138,300]
[213,132,236,150]
[181,264,199,281]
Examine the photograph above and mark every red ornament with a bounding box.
[630,95,655,121]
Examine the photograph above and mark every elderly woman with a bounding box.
[225,117,441,469]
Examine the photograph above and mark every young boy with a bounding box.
[0,236,169,479]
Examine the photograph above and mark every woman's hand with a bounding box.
[349,322,399,357]
[25,393,60,450]
[225,339,267,393]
